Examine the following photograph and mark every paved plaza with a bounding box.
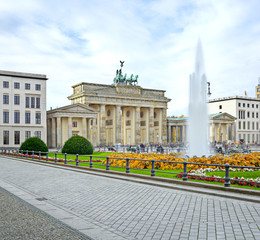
[0,157,259,240]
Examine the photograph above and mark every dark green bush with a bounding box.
[20,137,48,154]
[62,135,93,155]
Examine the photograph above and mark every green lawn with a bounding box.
[43,152,259,190]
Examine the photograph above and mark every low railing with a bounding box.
[1,149,259,188]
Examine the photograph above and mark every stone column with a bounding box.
[82,117,87,138]
[100,105,106,146]
[135,106,141,144]
[149,107,154,143]
[87,119,91,140]
[68,117,72,139]
[92,118,97,146]
[47,118,52,147]
[161,108,167,143]
[175,125,179,142]
[57,117,62,147]
[115,105,122,144]
[51,118,56,148]
[168,124,171,143]
[211,123,215,142]
[225,123,229,141]
[218,123,222,141]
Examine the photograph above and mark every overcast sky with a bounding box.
[1,0,260,116]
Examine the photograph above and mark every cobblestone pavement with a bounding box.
[0,157,259,240]
[0,186,90,240]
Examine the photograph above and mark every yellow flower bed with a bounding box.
[102,152,260,170]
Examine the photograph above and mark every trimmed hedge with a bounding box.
[20,137,48,154]
[62,135,93,155]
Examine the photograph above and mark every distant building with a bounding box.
[256,77,260,99]
[167,113,236,143]
[208,96,260,143]
[0,70,47,148]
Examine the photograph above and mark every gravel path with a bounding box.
[0,186,91,240]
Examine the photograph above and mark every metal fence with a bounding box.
[1,149,259,188]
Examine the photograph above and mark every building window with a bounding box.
[140,111,144,118]
[25,83,30,89]
[252,122,255,130]
[36,97,40,108]
[256,104,258,108]
[106,120,113,126]
[3,111,9,123]
[14,82,20,89]
[238,121,241,129]
[14,95,20,105]
[14,131,20,144]
[141,121,146,126]
[238,103,241,107]
[3,81,9,88]
[35,84,41,90]
[72,121,77,127]
[248,122,250,130]
[25,131,31,140]
[126,120,131,126]
[14,112,20,123]
[126,110,130,117]
[247,103,250,108]
[238,134,241,141]
[25,97,30,108]
[3,131,9,145]
[252,104,254,108]
[257,113,259,118]
[3,95,9,104]
[247,112,250,118]
[243,122,245,130]
[219,105,222,109]
[257,122,259,130]
[35,113,41,124]
[243,103,245,107]
[107,110,111,117]
[252,112,255,118]
[25,112,30,124]
[31,97,35,108]
[248,134,250,143]
[35,131,41,138]
[154,112,157,118]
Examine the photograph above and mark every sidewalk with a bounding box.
[0,156,259,240]
[0,186,91,240]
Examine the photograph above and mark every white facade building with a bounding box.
[0,70,47,148]
[208,96,260,143]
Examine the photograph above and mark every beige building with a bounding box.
[0,70,47,148]
[47,82,171,147]
[167,113,236,143]
[208,96,260,143]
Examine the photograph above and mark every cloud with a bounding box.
[0,0,260,116]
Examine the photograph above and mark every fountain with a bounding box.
[188,39,209,156]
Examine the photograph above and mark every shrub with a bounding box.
[62,135,93,155]
[20,137,48,155]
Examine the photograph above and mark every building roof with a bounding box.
[209,95,260,103]
[167,112,236,121]
[0,70,47,80]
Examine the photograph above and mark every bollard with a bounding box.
[224,164,230,187]
[182,161,188,181]
[46,152,49,161]
[21,150,23,159]
[26,150,28,158]
[55,152,57,163]
[16,150,19,158]
[106,156,110,170]
[126,158,130,173]
[151,159,155,176]
[90,155,93,168]
[39,151,41,160]
[32,151,34,160]
[76,154,79,166]
[8,149,10,155]
[64,153,67,164]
